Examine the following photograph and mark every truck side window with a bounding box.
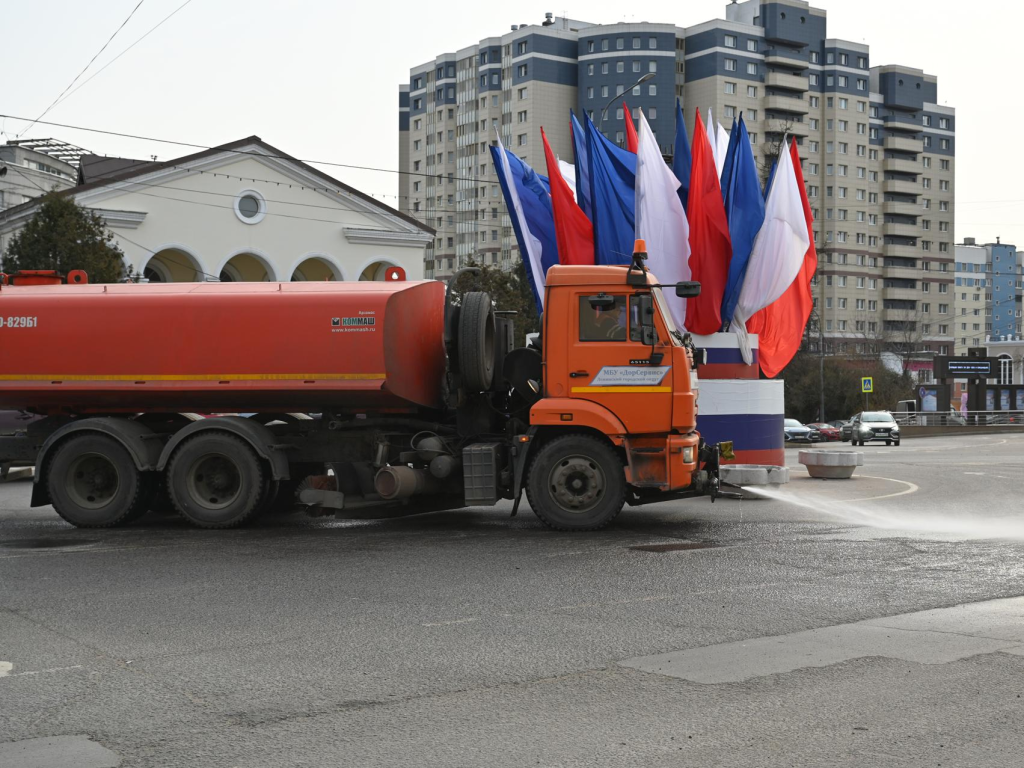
[579,296,628,341]
[629,295,659,344]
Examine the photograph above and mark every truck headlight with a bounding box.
[683,446,694,463]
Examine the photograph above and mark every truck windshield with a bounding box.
[651,287,682,346]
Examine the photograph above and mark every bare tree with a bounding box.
[759,117,795,185]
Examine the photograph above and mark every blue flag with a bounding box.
[763,158,778,201]
[585,112,637,265]
[719,118,739,188]
[672,99,692,212]
[490,143,559,311]
[570,111,593,222]
[720,115,766,328]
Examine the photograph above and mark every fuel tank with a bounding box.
[0,280,448,414]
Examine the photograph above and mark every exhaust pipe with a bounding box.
[374,466,441,500]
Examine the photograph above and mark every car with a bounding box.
[806,422,841,441]
[784,418,820,443]
[828,419,848,430]
[846,411,901,446]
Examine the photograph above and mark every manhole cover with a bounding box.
[1,538,100,550]
[630,542,718,553]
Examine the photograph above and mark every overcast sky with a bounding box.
[1,1,1015,246]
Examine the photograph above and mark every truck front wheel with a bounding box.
[167,433,266,529]
[525,434,626,531]
[47,434,147,528]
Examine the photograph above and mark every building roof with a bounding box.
[77,155,158,185]
[0,136,433,235]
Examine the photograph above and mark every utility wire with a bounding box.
[20,1,149,136]
[50,0,196,114]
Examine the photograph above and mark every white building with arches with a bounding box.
[0,136,432,283]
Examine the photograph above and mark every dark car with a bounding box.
[846,411,901,446]
[784,418,820,443]
[806,422,840,441]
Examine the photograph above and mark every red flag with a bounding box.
[754,139,818,377]
[684,108,733,335]
[541,127,594,265]
[623,101,639,153]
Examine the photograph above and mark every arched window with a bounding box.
[998,355,1014,385]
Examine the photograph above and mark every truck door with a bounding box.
[566,291,673,435]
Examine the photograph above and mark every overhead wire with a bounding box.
[19,1,149,136]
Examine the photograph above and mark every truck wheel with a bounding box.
[458,291,495,391]
[47,434,146,528]
[526,434,626,531]
[167,433,265,529]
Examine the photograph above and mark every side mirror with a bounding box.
[641,326,656,345]
[675,281,701,298]
[587,293,616,310]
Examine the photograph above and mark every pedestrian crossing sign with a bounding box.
[861,377,873,393]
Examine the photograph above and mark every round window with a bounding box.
[238,195,260,219]
[233,189,266,224]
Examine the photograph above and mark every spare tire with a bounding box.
[458,291,495,391]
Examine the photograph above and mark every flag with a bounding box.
[684,108,733,335]
[756,140,818,377]
[731,137,810,364]
[557,159,577,202]
[715,121,730,180]
[672,99,691,212]
[490,137,559,310]
[542,127,594,266]
[719,118,739,193]
[720,115,766,328]
[585,111,637,265]
[623,101,639,153]
[570,111,592,219]
[635,109,690,329]
[706,108,718,171]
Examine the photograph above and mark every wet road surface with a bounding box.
[2,434,1023,767]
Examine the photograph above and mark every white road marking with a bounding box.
[5,665,84,678]
[620,596,1024,684]
[422,617,479,627]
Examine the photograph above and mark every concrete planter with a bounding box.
[798,450,863,479]
[720,464,790,498]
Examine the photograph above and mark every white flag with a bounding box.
[557,159,577,202]
[731,138,810,363]
[716,121,730,180]
[635,110,690,330]
[706,108,718,171]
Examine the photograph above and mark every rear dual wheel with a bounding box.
[48,434,150,528]
[167,433,267,529]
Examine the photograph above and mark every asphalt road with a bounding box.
[2,434,1024,767]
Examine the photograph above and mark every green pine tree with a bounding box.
[2,192,128,283]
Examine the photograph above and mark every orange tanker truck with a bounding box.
[0,244,734,531]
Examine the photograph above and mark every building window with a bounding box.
[588,40,595,53]
[649,84,656,96]
[725,82,736,94]
[724,34,737,48]
[809,74,819,86]
[233,189,266,225]
[649,61,657,72]
[517,64,527,77]
[616,38,624,50]
[517,41,527,55]
[518,87,528,99]
[617,61,624,73]
[517,133,527,146]
[725,58,737,71]
[633,60,641,72]
[746,62,757,75]
[747,39,757,52]
[747,85,757,97]
[633,37,641,49]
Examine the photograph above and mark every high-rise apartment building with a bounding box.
[954,238,1023,354]
[399,1,956,373]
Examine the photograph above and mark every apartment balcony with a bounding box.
[883,115,922,133]
[764,53,807,70]
[883,179,921,196]
[766,72,809,91]
[883,222,919,238]
[884,286,920,302]
[883,201,922,217]
[765,94,809,115]
[883,243,919,259]
[884,136,924,154]
[883,158,921,175]
[883,265,921,282]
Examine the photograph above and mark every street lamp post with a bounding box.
[597,73,656,138]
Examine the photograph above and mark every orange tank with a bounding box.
[0,280,448,414]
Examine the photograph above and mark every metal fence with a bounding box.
[890,410,1024,427]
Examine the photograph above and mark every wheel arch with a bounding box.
[156,416,290,481]
[31,418,161,508]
